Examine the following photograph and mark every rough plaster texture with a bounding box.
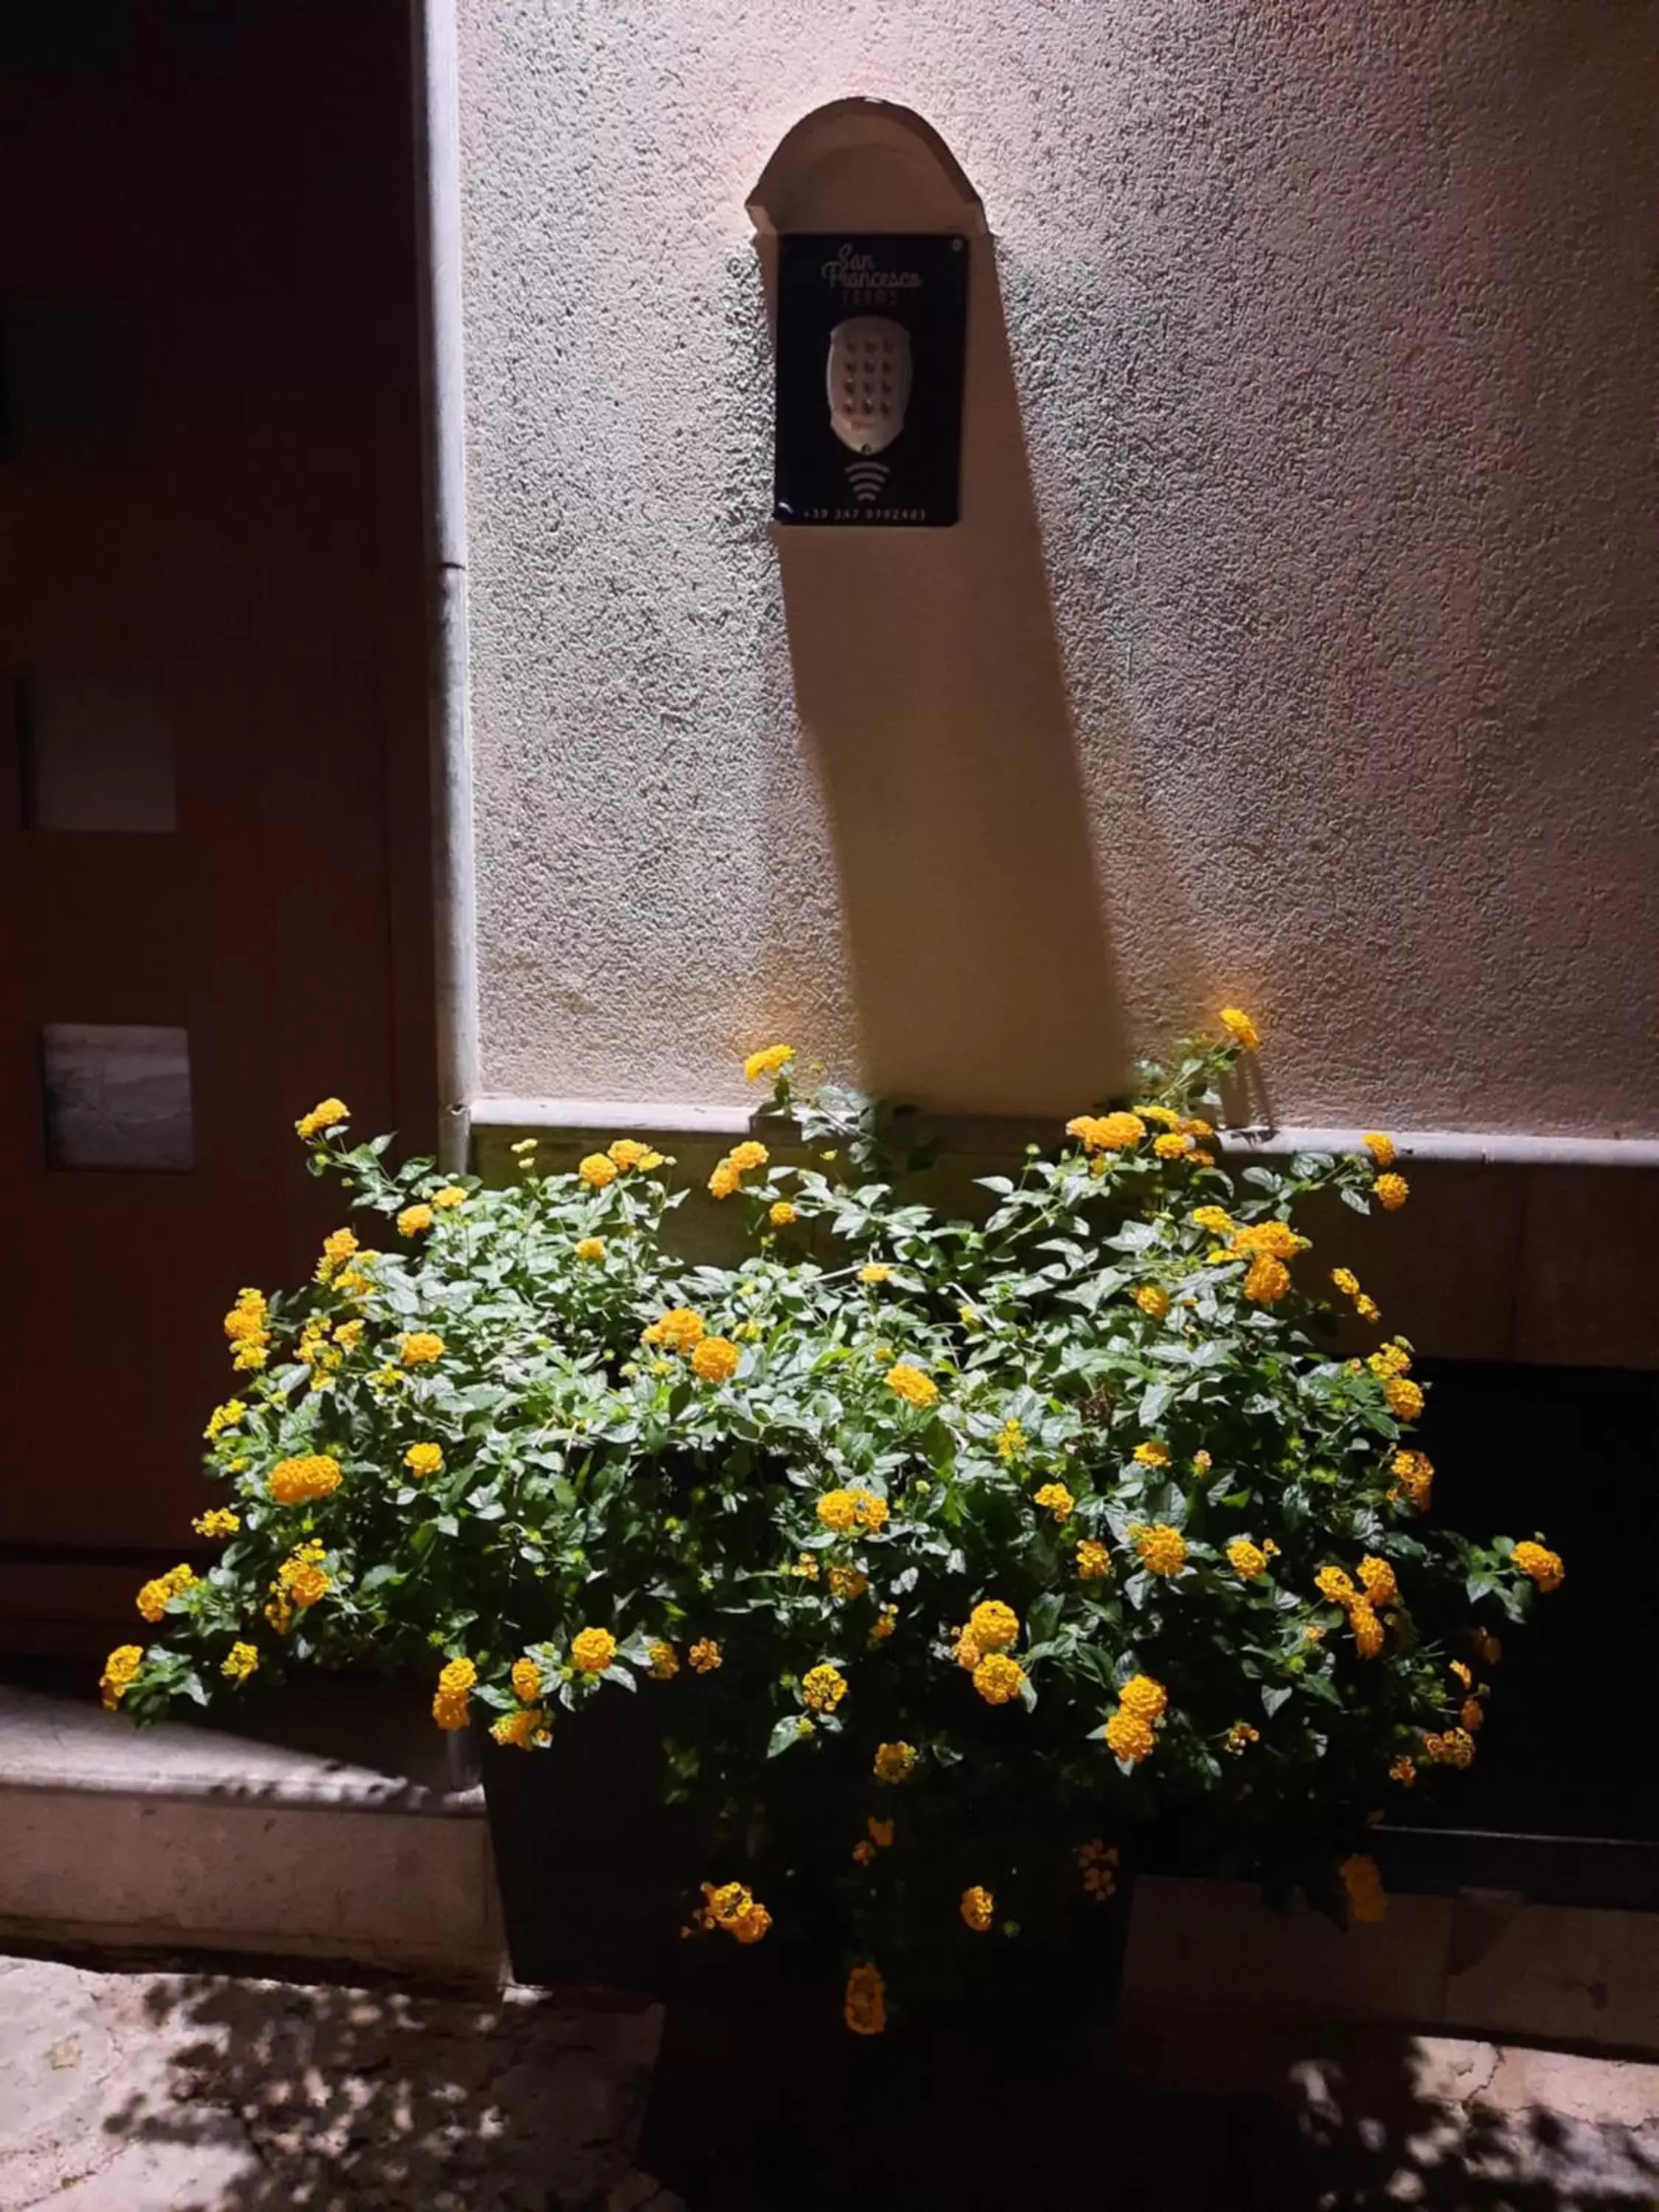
[459,1,1656,1133]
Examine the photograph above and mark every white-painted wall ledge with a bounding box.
[469,1097,1659,1170]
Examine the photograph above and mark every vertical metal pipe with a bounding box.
[411,0,478,1173]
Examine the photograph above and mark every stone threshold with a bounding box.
[0,1680,502,1985]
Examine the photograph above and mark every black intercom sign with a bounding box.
[773,233,968,528]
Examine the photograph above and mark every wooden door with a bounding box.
[0,1,433,1650]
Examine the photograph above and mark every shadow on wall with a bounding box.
[752,106,1178,1119]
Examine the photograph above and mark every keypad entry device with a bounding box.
[827,316,912,457]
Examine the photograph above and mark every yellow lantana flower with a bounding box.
[397,1204,434,1237]
[1243,1253,1291,1304]
[1391,1448,1434,1511]
[816,1489,858,1534]
[1357,1555,1398,1606]
[801,1663,847,1713]
[1104,1708,1155,1763]
[493,1708,552,1748]
[844,1962,886,2036]
[688,1637,722,1673]
[136,1563,195,1624]
[204,1399,246,1441]
[571,1627,618,1674]
[1065,1110,1147,1154]
[1374,1172,1409,1211]
[691,1336,741,1383]
[744,1044,794,1082]
[885,1363,938,1410]
[276,1541,332,1611]
[1349,1600,1384,1658]
[971,1652,1026,1705]
[644,1307,704,1352]
[221,1642,260,1685]
[1133,1524,1186,1576]
[1512,1540,1564,1593]
[100,1645,144,1710]
[579,1153,618,1189]
[1385,1376,1424,1422]
[968,1600,1019,1651]
[432,1655,476,1731]
[607,1138,659,1171]
[959,1885,995,1933]
[1425,1727,1475,1768]
[1119,1674,1167,1722]
[296,1097,349,1141]
[1340,1853,1387,1923]
[1219,1006,1260,1051]
[268,1454,342,1506]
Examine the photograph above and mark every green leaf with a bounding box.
[768,1715,808,1759]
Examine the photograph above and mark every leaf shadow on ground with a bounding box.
[88,1968,1659,2212]
[636,2003,1659,2212]
[94,1968,658,2212]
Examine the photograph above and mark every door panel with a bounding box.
[0,2,431,1592]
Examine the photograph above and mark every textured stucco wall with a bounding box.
[457,1,1657,1133]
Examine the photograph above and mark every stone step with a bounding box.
[0,1677,502,1984]
[4,1678,1652,2055]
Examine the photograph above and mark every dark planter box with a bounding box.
[483,1692,1138,2203]
[479,1682,696,1995]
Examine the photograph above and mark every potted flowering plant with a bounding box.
[112,1012,1563,2052]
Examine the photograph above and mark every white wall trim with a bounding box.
[1225,1126,1659,1169]
[468,1096,1659,1169]
[412,0,479,1174]
[472,1096,754,1139]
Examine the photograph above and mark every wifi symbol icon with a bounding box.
[845,459,889,504]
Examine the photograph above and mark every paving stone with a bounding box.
[4,1950,1658,2209]
[0,1954,658,2211]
